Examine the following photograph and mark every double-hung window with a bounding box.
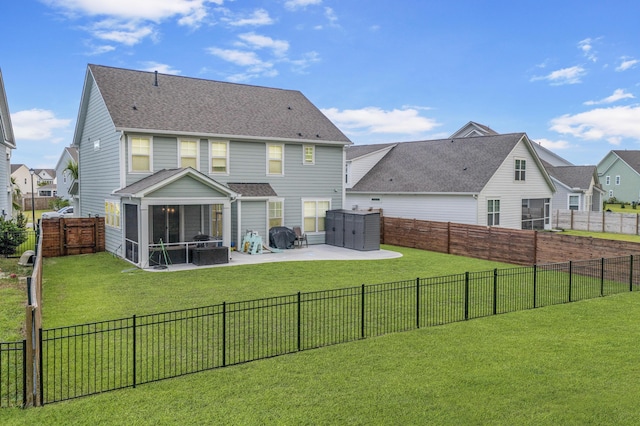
[104,200,121,228]
[303,145,315,165]
[130,136,152,172]
[210,141,228,174]
[615,175,621,185]
[303,200,330,233]
[180,139,198,169]
[268,144,284,175]
[605,175,610,185]
[515,159,526,181]
[568,195,580,211]
[487,199,500,226]
[269,201,283,229]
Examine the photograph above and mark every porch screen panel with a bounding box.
[124,204,139,263]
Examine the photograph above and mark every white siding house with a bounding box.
[0,69,16,218]
[346,133,555,230]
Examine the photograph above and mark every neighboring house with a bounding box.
[0,69,16,217]
[72,64,351,267]
[452,121,602,212]
[55,146,78,204]
[10,164,31,202]
[543,162,603,212]
[35,168,55,185]
[36,183,56,197]
[346,133,556,230]
[597,150,640,203]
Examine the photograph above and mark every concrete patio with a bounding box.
[145,244,402,272]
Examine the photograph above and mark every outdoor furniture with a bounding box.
[293,226,308,248]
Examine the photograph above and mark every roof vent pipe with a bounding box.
[154,70,158,87]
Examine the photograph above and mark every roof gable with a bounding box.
[544,163,598,190]
[85,64,351,145]
[611,150,640,176]
[450,121,499,138]
[350,133,535,193]
[114,168,236,198]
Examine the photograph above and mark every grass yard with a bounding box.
[3,291,640,425]
[0,258,35,342]
[39,246,514,328]
[561,229,640,243]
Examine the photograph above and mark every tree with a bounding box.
[10,176,22,212]
[64,159,79,181]
[0,217,28,256]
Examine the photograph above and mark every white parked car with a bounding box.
[41,206,74,219]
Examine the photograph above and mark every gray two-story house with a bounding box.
[0,69,16,218]
[72,64,351,268]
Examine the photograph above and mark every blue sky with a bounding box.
[2,0,640,169]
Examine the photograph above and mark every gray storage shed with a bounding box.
[325,209,380,251]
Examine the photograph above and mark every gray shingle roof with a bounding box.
[613,150,640,175]
[348,133,527,193]
[543,162,596,189]
[346,143,397,161]
[113,168,234,197]
[227,183,277,197]
[88,64,351,144]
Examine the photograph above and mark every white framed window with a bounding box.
[615,175,621,185]
[180,139,199,169]
[609,190,614,198]
[210,141,228,174]
[303,145,315,165]
[129,136,152,173]
[605,175,610,185]
[268,200,283,229]
[303,199,330,233]
[568,195,580,211]
[267,144,284,175]
[105,200,121,229]
[487,199,500,226]
[515,159,526,181]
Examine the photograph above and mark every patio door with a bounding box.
[152,205,180,244]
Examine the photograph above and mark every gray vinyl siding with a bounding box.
[238,200,268,241]
[550,181,572,210]
[0,147,10,216]
[77,78,122,254]
[154,136,178,170]
[148,176,228,198]
[598,158,640,203]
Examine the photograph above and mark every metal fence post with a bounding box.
[630,255,634,292]
[222,302,227,367]
[297,292,301,351]
[464,272,469,320]
[361,284,366,339]
[132,315,136,388]
[38,328,43,406]
[493,269,498,316]
[22,339,27,408]
[600,258,605,297]
[533,264,538,309]
[568,261,573,303]
[416,278,420,329]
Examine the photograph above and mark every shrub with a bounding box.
[48,196,70,211]
[0,217,28,256]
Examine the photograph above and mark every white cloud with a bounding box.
[321,107,440,136]
[90,19,155,46]
[578,38,598,62]
[236,32,289,57]
[324,7,338,25]
[616,58,639,72]
[284,0,322,10]
[550,105,640,145]
[288,51,321,73]
[227,9,274,26]
[584,89,634,105]
[11,109,71,140]
[139,62,181,75]
[531,65,586,85]
[207,47,266,67]
[534,138,572,150]
[85,43,116,55]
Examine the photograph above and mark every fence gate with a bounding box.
[63,222,97,255]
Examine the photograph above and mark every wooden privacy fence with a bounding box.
[382,217,640,266]
[40,217,105,257]
[554,209,640,235]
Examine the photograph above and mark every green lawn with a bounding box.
[560,229,640,243]
[3,291,640,425]
[3,247,640,423]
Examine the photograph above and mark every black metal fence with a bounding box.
[2,255,638,407]
[2,229,37,258]
[0,341,25,407]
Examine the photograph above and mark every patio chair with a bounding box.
[293,226,308,248]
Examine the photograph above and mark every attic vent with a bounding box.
[298,133,303,137]
[316,134,320,138]
[154,70,158,87]
[288,106,292,110]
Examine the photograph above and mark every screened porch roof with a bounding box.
[112,167,237,199]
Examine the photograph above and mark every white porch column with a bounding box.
[140,203,150,267]
[223,201,232,248]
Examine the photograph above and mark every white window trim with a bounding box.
[568,194,581,210]
[487,198,500,226]
[209,140,229,175]
[302,198,331,234]
[128,135,153,174]
[267,198,285,229]
[303,145,315,165]
[179,138,200,170]
[267,143,284,176]
[104,199,121,229]
[605,175,610,185]
[514,158,526,182]
[615,175,621,185]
